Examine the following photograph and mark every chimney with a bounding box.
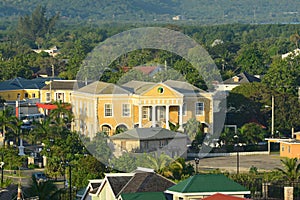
[292,127,295,138]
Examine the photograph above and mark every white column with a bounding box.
[178,104,183,131]
[152,105,156,127]
[139,105,143,128]
[166,105,170,129]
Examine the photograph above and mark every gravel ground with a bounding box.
[188,154,283,173]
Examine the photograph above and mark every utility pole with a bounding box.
[271,95,274,138]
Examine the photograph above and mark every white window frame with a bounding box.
[55,92,65,102]
[46,92,51,102]
[195,102,204,116]
[122,104,130,117]
[104,104,113,117]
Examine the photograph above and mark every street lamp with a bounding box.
[234,135,239,174]
[194,157,200,174]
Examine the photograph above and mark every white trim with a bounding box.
[100,123,112,130]
[195,102,204,116]
[54,92,65,102]
[116,123,128,130]
[140,82,184,97]
[122,103,131,117]
[45,92,51,102]
[104,103,113,117]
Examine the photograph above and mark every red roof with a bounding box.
[134,66,158,75]
[121,66,160,75]
[202,193,247,200]
[36,103,71,110]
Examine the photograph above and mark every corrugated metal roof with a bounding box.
[0,77,61,91]
[167,174,249,193]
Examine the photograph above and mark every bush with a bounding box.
[28,164,39,169]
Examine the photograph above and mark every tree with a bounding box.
[71,155,106,189]
[49,101,72,131]
[25,175,61,200]
[262,55,300,95]
[183,118,204,141]
[0,108,18,146]
[235,43,269,75]
[290,33,300,49]
[226,83,269,128]
[28,117,53,144]
[117,69,151,85]
[17,5,59,45]
[160,157,194,180]
[276,157,300,184]
[85,133,113,165]
[140,152,173,173]
[238,123,266,144]
[110,152,137,172]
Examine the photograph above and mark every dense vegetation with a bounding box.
[1,6,300,137]
[1,6,300,198]
[0,0,300,24]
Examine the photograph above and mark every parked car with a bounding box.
[33,172,47,182]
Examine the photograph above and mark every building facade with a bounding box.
[72,80,214,138]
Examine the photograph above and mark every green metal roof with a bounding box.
[167,174,248,193]
[120,192,166,200]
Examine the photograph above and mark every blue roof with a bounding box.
[0,77,61,91]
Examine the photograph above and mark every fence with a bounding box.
[235,179,300,200]
[187,151,269,158]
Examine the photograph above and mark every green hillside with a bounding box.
[0,0,300,24]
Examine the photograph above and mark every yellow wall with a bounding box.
[169,106,179,124]
[142,84,182,98]
[72,82,213,136]
[40,89,73,103]
[280,142,300,158]
[0,89,40,101]
[98,181,115,200]
[98,96,134,135]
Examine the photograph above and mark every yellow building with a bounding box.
[0,77,46,101]
[40,80,77,103]
[279,132,300,158]
[72,80,214,138]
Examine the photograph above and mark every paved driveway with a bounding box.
[189,154,283,173]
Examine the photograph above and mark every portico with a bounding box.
[137,99,184,130]
[72,80,213,137]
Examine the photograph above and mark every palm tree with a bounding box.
[276,157,300,184]
[27,117,53,144]
[49,101,73,130]
[25,175,61,200]
[143,152,173,173]
[0,109,18,147]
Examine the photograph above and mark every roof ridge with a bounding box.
[116,173,138,197]
[181,175,195,192]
